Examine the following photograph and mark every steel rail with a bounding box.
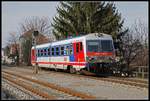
[3,68,148,88]
[2,70,96,100]
[2,73,56,100]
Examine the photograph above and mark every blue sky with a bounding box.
[2,1,148,48]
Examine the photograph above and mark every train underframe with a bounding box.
[84,62,114,76]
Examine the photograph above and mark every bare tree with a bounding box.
[6,32,20,65]
[19,16,55,42]
[3,46,10,56]
[18,16,55,67]
[7,32,19,44]
[132,19,148,46]
[120,19,148,70]
[121,31,143,68]
[130,20,148,66]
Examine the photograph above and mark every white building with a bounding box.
[2,48,4,58]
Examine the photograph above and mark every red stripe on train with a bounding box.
[31,61,86,66]
[87,52,113,56]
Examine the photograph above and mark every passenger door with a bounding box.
[73,42,85,62]
[31,49,36,63]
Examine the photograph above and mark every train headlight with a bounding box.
[121,73,125,76]
[86,57,91,61]
[89,57,94,61]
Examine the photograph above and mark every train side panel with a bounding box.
[31,38,86,71]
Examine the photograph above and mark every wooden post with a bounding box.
[142,68,144,78]
[35,62,38,74]
[32,31,39,74]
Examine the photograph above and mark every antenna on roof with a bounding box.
[95,33,103,37]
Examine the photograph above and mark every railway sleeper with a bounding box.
[2,70,96,99]
[2,74,56,100]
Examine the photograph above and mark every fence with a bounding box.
[132,66,149,79]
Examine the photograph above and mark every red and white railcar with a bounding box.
[31,33,116,74]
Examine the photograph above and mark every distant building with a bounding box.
[2,47,12,64]
[9,44,19,55]
[2,48,5,64]
[2,48,4,58]
[19,30,50,65]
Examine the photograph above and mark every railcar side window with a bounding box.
[66,46,69,55]
[52,47,54,56]
[41,52,43,56]
[56,47,59,51]
[36,50,38,57]
[48,48,50,56]
[70,45,73,55]
[61,46,64,55]
[76,43,79,53]
[37,49,39,57]
[40,49,43,56]
[37,52,39,57]
[44,49,46,52]
[43,48,46,56]
[56,47,59,55]
[80,42,82,51]
[52,48,54,51]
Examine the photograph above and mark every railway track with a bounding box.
[98,77,148,88]
[2,70,96,100]
[69,72,148,88]
[33,67,148,88]
[107,76,148,85]
[3,66,148,89]
[9,67,148,88]
[2,79,42,100]
[2,72,56,100]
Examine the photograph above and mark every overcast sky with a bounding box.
[2,1,148,48]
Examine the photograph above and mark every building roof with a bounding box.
[20,30,49,45]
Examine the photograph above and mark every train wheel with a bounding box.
[55,68,58,72]
[76,71,81,75]
[70,67,76,74]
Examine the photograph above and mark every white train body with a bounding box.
[31,33,115,72]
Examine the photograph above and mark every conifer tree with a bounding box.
[52,1,126,40]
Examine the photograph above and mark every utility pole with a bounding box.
[32,31,39,74]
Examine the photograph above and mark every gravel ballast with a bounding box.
[2,66,148,100]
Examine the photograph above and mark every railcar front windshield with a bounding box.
[101,40,113,52]
[87,40,113,52]
[87,41,99,52]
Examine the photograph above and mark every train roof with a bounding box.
[32,33,112,49]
